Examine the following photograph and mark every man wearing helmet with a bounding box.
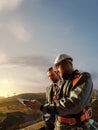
[24,54,94,130]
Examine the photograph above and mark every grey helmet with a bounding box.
[54,54,73,65]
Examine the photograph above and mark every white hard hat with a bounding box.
[54,54,73,65]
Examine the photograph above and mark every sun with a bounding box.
[1,79,9,84]
[0,79,15,97]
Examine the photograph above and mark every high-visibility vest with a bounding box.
[72,72,81,87]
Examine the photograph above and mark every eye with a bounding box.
[56,65,59,69]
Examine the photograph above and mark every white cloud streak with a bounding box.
[0,19,31,42]
[9,20,31,42]
[0,0,23,13]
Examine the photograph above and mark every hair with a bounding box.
[47,67,53,72]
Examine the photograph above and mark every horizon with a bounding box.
[0,89,98,98]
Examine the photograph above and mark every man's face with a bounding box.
[55,60,69,78]
[47,69,59,83]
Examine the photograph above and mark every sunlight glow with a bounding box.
[0,79,16,97]
[0,52,7,63]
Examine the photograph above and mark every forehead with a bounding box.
[55,60,68,68]
[55,61,64,68]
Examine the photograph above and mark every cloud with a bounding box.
[0,0,23,13]
[9,20,31,41]
[0,51,8,64]
[6,55,52,71]
[0,19,31,42]
[0,55,51,93]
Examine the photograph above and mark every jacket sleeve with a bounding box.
[42,72,93,116]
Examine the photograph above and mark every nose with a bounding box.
[56,70,59,75]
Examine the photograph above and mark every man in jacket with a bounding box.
[43,67,61,130]
[24,54,93,130]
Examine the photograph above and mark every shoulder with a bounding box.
[46,84,53,91]
[79,72,92,83]
[81,72,92,78]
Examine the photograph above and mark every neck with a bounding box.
[63,69,78,80]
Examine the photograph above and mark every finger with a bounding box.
[32,100,36,103]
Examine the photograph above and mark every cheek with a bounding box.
[57,67,62,76]
[49,76,54,80]
[60,66,65,75]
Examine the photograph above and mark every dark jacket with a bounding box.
[42,72,93,117]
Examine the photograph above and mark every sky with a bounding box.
[0,0,98,97]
